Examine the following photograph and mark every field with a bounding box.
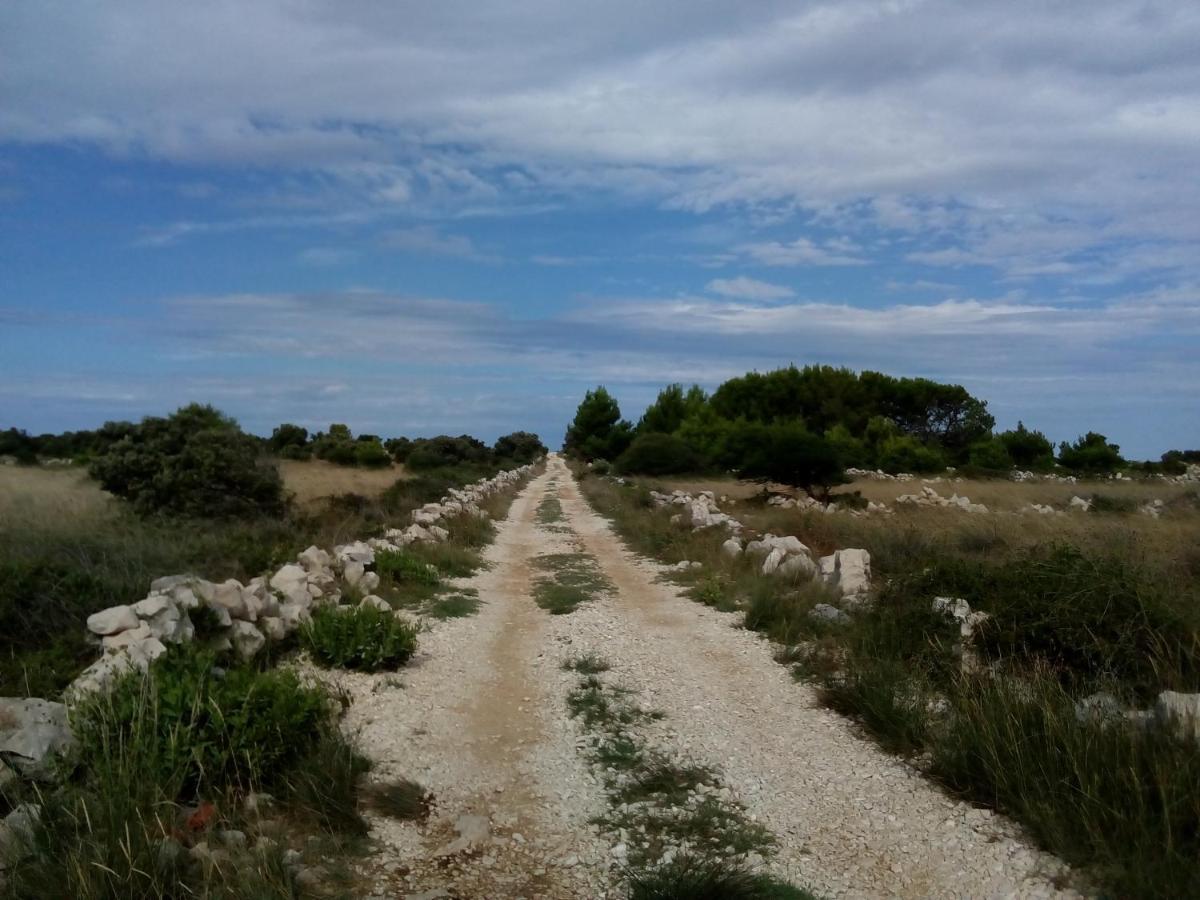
[278,459,407,507]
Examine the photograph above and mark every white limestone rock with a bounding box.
[86,605,139,636]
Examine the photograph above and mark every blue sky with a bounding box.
[1,1,1198,457]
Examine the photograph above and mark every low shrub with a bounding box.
[626,856,815,900]
[354,440,393,469]
[301,604,418,671]
[374,549,440,586]
[1088,493,1138,514]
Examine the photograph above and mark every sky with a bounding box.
[1,1,1198,457]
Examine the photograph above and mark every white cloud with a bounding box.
[739,237,868,267]
[705,276,795,300]
[379,226,499,262]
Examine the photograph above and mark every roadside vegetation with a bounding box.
[562,654,815,899]
[1,405,543,897]
[577,468,1200,899]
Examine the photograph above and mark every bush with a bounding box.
[354,440,392,468]
[997,421,1055,469]
[384,436,414,462]
[616,433,703,476]
[72,648,331,799]
[966,438,1013,471]
[267,423,308,454]
[301,605,418,671]
[493,431,547,464]
[374,549,440,585]
[89,404,285,519]
[591,459,612,475]
[737,422,846,500]
[1059,431,1125,473]
[406,435,492,470]
[875,434,945,474]
[564,386,634,461]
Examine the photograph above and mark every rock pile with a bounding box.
[765,494,889,516]
[845,468,915,481]
[648,490,742,532]
[62,462,536,700]
[895,485,988,513]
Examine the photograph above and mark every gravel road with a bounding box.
[337,456,1077,899]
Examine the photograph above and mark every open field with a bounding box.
[278,459,407,506]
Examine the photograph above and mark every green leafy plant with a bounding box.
[301,604,418,671]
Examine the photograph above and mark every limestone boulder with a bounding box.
[0,699,74,779]
[229,622,266,660]
[86,605,139,636]
[721,538,743,557]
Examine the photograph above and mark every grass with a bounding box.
[626,856,817,900]
[1,644,370,898]
[533,551,613,614]
[576,467,1200,899]
[301,604,419,671]
[278,458,406,507]
[426,589,481,619]
[562,662,813,897]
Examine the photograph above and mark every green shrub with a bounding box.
[616,433,703,476]
[493,431,547,464]
[71,647,331,799]
[301,605,418,671]
[354,440,392,468]
[374,549,440,585]
[966,437,1013,471]
[406,435,492,470]
[997,421,1055,469]
[89,404,285,518]
[737,421,846,500]
[564,386,635,461]
[591,459,612,475]
[1058,431,1125,473]
[1088,493,1138,514]
[875,434,945,474]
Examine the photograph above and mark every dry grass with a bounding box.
[279,459,407,506]
[0,465,117,529]
[652,473,1195,511]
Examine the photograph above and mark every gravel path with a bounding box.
[338,456,1077,899]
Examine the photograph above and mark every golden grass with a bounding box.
[0,464,117,530]
[279,459,407,506]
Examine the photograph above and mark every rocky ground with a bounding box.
[333,456,1077,899]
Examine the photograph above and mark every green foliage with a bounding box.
[493,431,547,464]
[737,421,847,499]
[302,604,418,671]
[564,386,635,461]
[267,423,308,453]
[997,421,1055,469]
[374,549,440,585]
[626,856,816,900]
[384,436,414,462]
[616,433,704,476]
[930,678,1200,900]
[875,434,946,474]
[405,434,492,470]
[353,439,392,468]
[966,437,1013,471]
[89,404,285,519]
[637,383,708,435]
[1058,431,1125,473]
[72,647,331,799]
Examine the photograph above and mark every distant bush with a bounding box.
[616,433,703,476]
[875,434,946,474]
[301,605,418,671]
[738,422,846,500]
[591,459,611,476]
[268,423,308,454]
[385,436,414,462]
[1058,431,1125,474]
[997,421,1055,470]
[564,386,635,461]
[88,404,285,519]
[406,435,492,470]
[966,438,1013,471]
[493,431,547,464]
[354,440,392,468]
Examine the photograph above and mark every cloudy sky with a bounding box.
[2,0,1198,456]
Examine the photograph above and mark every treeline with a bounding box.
[562,366,1194,493]
[265,422,545,471]
[1,422,546,472]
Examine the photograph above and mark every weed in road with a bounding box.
[627,855,817,900]
[563,652,611,674]
[533,551,613,614]
[425,589,481,619]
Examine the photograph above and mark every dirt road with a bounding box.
[342,455,1074,899]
